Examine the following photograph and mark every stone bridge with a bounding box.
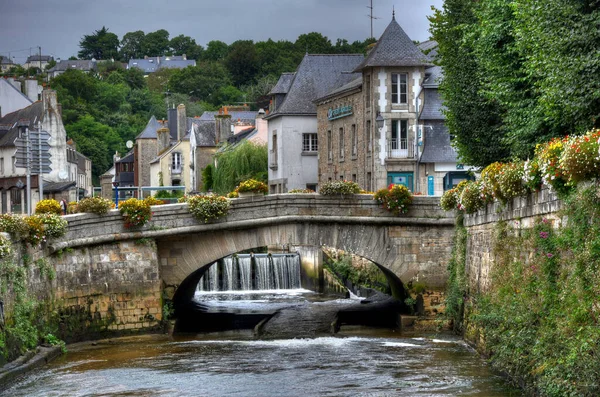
[38,194,454,333]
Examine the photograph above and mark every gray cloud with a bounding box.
[0,0,443,62]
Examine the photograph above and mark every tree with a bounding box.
[120,30,146,60]
[78,26,119,60]
[169,62,231,105]
[225,40,259,86]
[170,34,204,60]
[295,32,332,54]
[142,29,170,57]
[203,40,229,61]
[212,141,268,194]
[429,0,509,167]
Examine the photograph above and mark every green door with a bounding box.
[387,172,414,191]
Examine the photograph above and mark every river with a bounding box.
[1,291,520,397]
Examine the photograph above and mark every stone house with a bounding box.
[266,54,363,193]
[0,56,16,73]
[315,15,471,195]
[0,90,92,213]
[22,55,54,71]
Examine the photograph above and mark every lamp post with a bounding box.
[376,112,385,130]
[112,181,120,209]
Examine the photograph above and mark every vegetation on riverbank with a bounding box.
[448,183,600,396]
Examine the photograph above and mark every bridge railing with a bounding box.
[53,194,452,251]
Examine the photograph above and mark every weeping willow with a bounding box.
[212,141,268,194]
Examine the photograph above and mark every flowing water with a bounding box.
[1,331,520,397]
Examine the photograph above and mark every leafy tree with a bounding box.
[203,40,229,61]
[142,29,170,57]
[78,26,119,60]
[170,34,204,60]
[295,32,332,54]
[122,67,146,90]
[212,141,268,194]
[169,62,231,105]
[429,0,509,167]
[225,40,259,86]
[120,30,146,60]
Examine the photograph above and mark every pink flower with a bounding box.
[539,231,549,239]
[547,253,554,258]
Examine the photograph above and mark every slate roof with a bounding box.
[418,40,438,61]
[48,60,96,73]
[136,116,165,139]
[188,119,216,147]
[199,111,257,125]
[227,127,256,145]
[423,66,443,88]
[353,16,431,72]
[127,56,196,73]
[420,89,445,120]
[420,121,458,163]
[43,181,76,193]
[0,101,43,147]
[315,77,362,103]
[0,56,15,65]
[269,73,295,95]
[116,152,134,164]
[25,55,53,63]
[269,54,363,117]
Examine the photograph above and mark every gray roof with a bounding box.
[269,73,295,95]
[116,152,134,164]
[128,56,196,73]
[0,56,15,65]
[420,88,445,120]
[43,181,76,193]
[26,55,53,63]
[315,77,362,103]
[136,116,165,139]
[48,60,96,72]
[199,111,257,125]
[418,40,438,60]
[0,101,43,147]
[423,66,443,88]
[269,54,363,117]
[188,119,216,147]
[353,16,431,72]
[420,121,457,163]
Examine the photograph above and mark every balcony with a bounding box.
[387,139,415,159]
[171,166,182,175]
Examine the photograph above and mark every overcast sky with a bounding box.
[0,0,443,63]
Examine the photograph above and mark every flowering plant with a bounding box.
[523,158,543,192]
[319,180,361,195]
[558,129,600,185]
[288,189,316,194]
[119,198,152,228]
[144,196,166,206]
[498,161,527,202]
[187,194,230,223]
[481,162,505,202]
[373,184,413,215]
[177,195,189,203]
[25,215,46,246]
[237,179,268,194]
[67,201,79,214]
[35,199,62,215]
[227,188,239,198]
[0,213,28,236]
[440,188,459,211]
[535,137,568,193]
[77,197,113,215]
[36,213,68,238]
[458,181,485,214]
[0,234,11,258]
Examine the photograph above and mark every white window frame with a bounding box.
[391,73,408,104]
[302,133,318,152]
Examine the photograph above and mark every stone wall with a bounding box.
[464,188,562,293]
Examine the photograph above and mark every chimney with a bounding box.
[167,107,177,141]
[25,79,39,102]
[42,89,59,115]
[157,127,171,155]
[177,103,186,141]
[214,114,232,144]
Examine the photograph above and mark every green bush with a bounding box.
[77,197,114,215]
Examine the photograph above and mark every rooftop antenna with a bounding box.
[367,0,380,39]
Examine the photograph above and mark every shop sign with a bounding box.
[328,105,353,121]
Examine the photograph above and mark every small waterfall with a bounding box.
[197,253,302,292]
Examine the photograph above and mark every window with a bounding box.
[11,156,15,174]
[391,73,408,104]
[271,132,278,164]
[172,152,182,174]
[339,127,344,160]
[391,120,408,150]
[302,133,318,152]
[366,120,372,153]
[327,130,333,161]
[306,183,317,191]
[340,175,344,180]
[0,157,3,175]
[367,172,372,192]
[352,174,357,182]
[366,75,371,108]
[351,124,357,157]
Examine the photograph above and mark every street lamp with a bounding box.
[112,181,120,209]
[376,112,385,130]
